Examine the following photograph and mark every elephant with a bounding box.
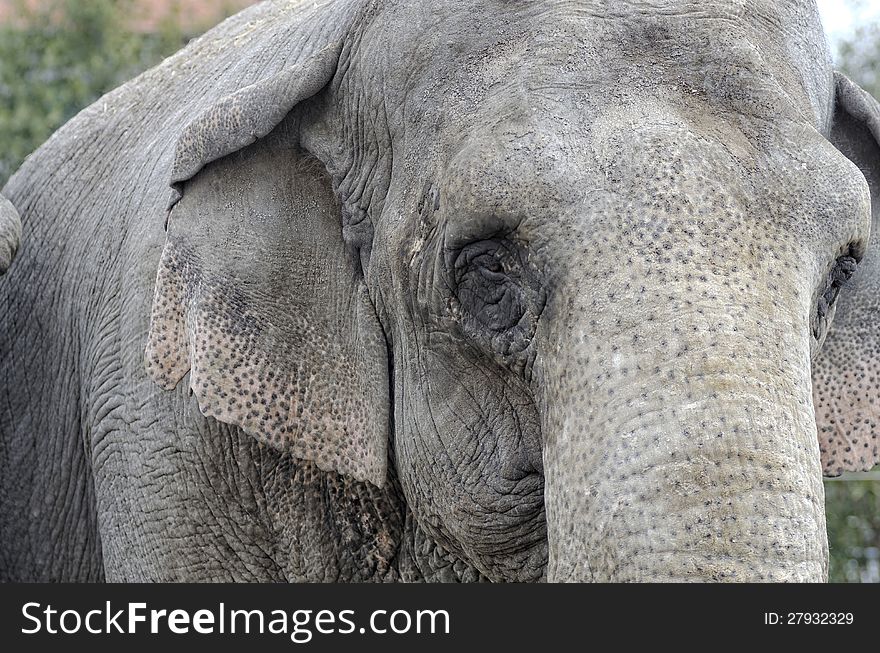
[0,194,20,275]
[1,0,880,582]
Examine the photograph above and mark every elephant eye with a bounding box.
[822,254,858,309]
[813,248,861,342]
[454,241,525,332]
[450,238,544,355]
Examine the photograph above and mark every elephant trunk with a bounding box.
[540,288,828,582]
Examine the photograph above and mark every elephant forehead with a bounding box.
[369,0,829,128]
[434,94,867,240]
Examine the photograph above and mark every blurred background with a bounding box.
[0,0,877,582]
[0,0,254,182]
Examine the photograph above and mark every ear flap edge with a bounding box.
[166,42,343,212]
[145,41,390,487]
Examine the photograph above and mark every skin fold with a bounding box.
[1,0,880,582]
[0,194,20,275]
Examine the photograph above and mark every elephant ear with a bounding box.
[145,44,391,487]
[0,194,21,275]
[813,72,880,476]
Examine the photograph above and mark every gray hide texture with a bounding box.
[2,0,880,582]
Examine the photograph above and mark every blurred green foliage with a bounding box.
[0,0,188,184]
[826,480,880,583]
[837,21,880,98]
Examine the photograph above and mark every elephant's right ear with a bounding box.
[145,42,392,487]
[0,194,21,275]
[813,72,880,475]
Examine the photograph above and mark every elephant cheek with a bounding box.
[538,315,828,582]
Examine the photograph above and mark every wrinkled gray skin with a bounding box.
[2,0,880,582]
[0,194,20,275]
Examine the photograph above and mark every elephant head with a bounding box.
[0,195,21,275]
[145,0,880,581]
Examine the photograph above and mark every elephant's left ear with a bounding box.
[813,72,880,476]
[145,38,392,487]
